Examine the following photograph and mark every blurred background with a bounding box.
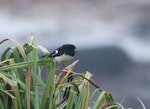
[0,0,150,108]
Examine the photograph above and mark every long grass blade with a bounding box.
[0,73,22,109]
[137,97,146,109]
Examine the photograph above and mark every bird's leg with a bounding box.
[57,66,62,72]
[62,63,70,70]
[62,63,69,70]
[56,65,67,72]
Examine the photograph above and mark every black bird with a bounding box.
[42,44,76,99]
[43,44,76,65]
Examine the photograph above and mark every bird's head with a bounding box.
[62,44,76,56]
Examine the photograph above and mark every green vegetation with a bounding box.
[0,35,143,109]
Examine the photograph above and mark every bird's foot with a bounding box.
[63,67,69,70]
[57,66,62,72]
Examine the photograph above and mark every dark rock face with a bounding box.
[75,46,130,75]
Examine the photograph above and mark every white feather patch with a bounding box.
[52,50,58,57]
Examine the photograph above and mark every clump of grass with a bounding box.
[0,35,122,109]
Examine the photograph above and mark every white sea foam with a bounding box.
[0,13,150,62]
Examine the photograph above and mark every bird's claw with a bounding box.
[57,66,62,71]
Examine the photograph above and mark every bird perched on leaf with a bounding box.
[42,44,76,66]
[42,44,76,99]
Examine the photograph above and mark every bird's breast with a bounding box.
[53,54,74,63]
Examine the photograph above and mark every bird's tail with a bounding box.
[40,53,53,59]
[40,54,50,58]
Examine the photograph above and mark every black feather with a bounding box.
[50,44,76,58]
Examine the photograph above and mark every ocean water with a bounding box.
[0,13,150,62]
